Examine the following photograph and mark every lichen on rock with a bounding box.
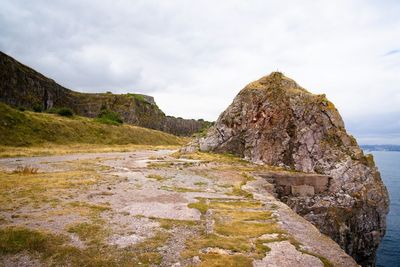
[186,71,389,266]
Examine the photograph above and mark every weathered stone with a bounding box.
[188,72,389,266]
[291,185,314,197]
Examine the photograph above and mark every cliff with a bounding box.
[0,51,206,136]
[186,72,389,266]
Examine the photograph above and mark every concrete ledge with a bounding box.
[253,171,330,197]
[291,185,315,197]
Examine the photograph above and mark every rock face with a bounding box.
[0,51,206,136]
[190,72,389,266]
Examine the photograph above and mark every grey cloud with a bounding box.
[1,0,400,143]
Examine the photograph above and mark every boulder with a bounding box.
[189,72,389,266]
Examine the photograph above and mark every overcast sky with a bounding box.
[1,0,399,144]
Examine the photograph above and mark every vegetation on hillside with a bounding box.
[96,108,123,125]
[0,103,185,147]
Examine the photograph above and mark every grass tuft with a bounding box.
[67,222,107,244]
[188,198,208,215]
[12,165,38,174]
[156,218,199,230]
[146,174,166,182]
[160,186,202,193]
[0,226,64,255]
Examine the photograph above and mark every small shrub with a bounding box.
[13,166,38,174]
[96,108,123,125]
[57,107,74,117]
[18,107,25,112]
[33,104,43,113]
[128,93,147,103]
[195,121,214,137]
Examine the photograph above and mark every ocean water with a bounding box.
[372,151,400,267]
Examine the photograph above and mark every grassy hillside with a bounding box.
[0,51,207,136]
[0,103,185,147]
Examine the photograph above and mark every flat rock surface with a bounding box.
[253,241,323,267]
[0,149,357,266]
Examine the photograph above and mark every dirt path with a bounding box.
[0,150,357,266]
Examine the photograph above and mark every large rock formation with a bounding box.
[0,51,206,136]
[188,72,389,266]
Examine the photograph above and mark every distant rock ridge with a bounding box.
[0,51,207,136]
[186,72,389,266]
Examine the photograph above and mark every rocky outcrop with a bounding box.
[0,51,206,136]
[187,72,389,266]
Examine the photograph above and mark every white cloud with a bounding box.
[0,0,399,143]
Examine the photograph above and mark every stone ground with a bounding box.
[0,149,358,266]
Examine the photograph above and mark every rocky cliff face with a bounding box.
[0,51,206,136]
[188,72,389,266]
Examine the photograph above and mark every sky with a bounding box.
[0,0,399,144]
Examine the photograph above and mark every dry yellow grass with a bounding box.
[0,143,183,158]
[183,196,287,265]
[0,162,103,212]
[12,165,38,174]
[0,103,188,157]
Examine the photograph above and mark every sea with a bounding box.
[371,151,400,267]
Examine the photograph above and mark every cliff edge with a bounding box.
[186,72,389,266]
[0,51,206,136]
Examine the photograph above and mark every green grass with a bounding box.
[209,200,262,210]
[147,161,175,168]
[67,222,107,245]
[156,218,199,230]
[182,197,287,266]
[198,254,252,267]
[229,182,253,199]
[0,226,64,255]
[194,181,208,186]
[146,174,167,182]
[188,198,209,215]
[0,226,168,266]
[215,221,282,238]
[298,249,334,267]
[0,103,184,146]
[159,186,203,193]
[127,93,146,103]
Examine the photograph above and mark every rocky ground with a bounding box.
[0,149,357,266]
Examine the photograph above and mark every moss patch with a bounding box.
[160,186,203,193]
[0,226,64,255]
[188,198,209,215]
[146,174,167,182]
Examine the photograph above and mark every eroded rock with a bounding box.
[189,72,389,266]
